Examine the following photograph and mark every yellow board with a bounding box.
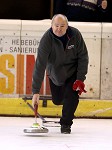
[0,98,112,118]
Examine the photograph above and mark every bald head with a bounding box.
[51,14,68,37]
[51,14,68,25]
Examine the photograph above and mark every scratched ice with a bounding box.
[0,117,112,150]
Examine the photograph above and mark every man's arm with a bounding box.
[32,33,51,107]
[32,32,51,95]
[76,30,89,82]
[72,30,89,95]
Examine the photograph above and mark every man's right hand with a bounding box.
[32,94,40,108]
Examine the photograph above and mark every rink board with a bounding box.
[0,98,112,118]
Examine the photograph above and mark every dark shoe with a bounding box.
[61,125,71,134]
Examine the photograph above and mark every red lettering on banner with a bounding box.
[26,55,35,94]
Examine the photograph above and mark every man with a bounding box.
[32,14,89,134]
[53,0,107,22]
[98,0,112,22]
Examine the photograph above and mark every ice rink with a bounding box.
[0,117,112,150]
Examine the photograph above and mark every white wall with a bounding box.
[0,19,112,99]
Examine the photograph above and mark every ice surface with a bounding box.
[0,117,112,150]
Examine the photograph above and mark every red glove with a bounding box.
[73,80,87,95]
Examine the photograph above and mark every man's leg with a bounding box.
[49,74,79,133]
[49,78,65,105]
[60,75,79,133]
[60,79,79,126]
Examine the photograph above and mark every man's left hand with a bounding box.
[73,80,87,95]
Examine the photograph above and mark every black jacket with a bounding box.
[32,26,89,94]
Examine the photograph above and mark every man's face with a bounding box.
[52,16,68,37]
